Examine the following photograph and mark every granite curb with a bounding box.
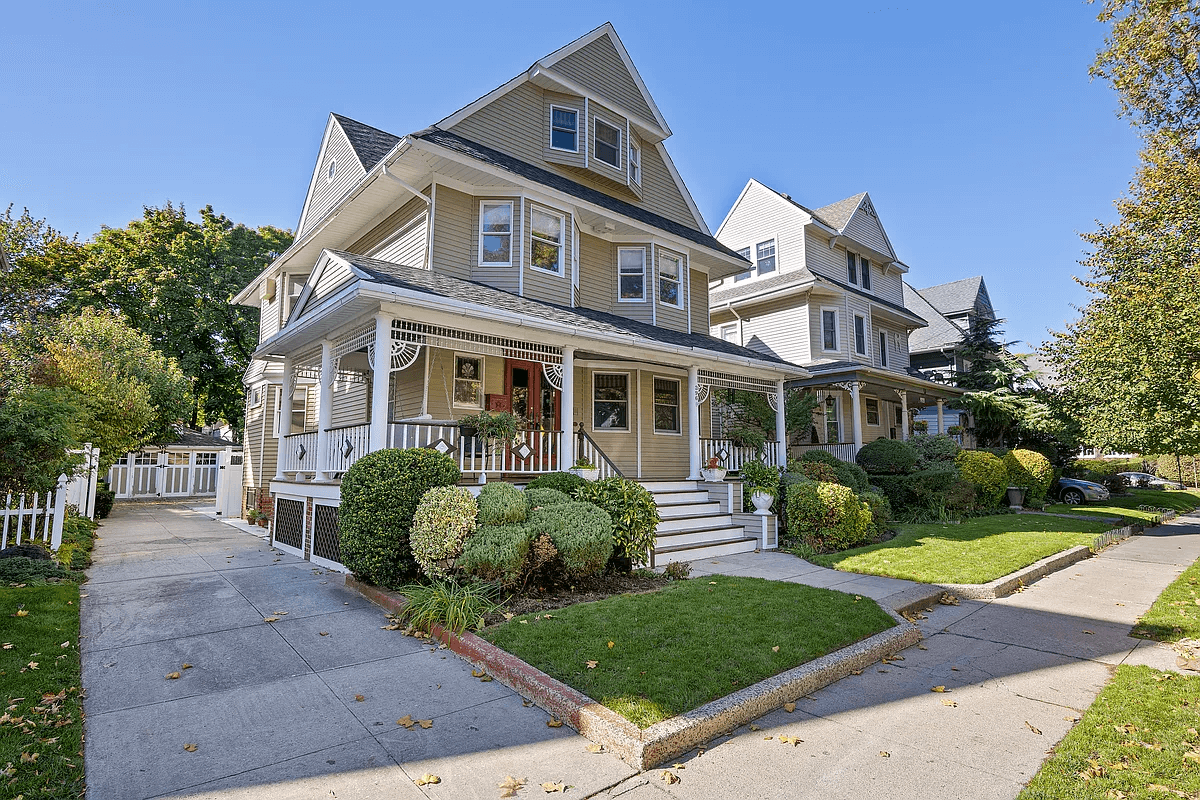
[344,576,920,770]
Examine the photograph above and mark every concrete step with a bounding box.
[657,501,721,519]
[653,525,749,548]
[653,536,759,564]
[653,490,711,506]
[656,513,734,533]
[639,481,698,493]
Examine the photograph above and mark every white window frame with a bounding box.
[854,314,868,356]
[326,158,336,183]
[824,396,841,443]
[865,397,881,427]
[548,105,579,153]
[478,200,514,267]
[274,386,308,437]
[719,323,738,344]
[629,138,641,185]
[878,329,888,367]
[861,256,872,292]
[652,376,682,435]
[733,246,752,282]
[529,204,566,276]
[755,239,777,276]
[452,353,485,409]
[820,307,841,353]
[658,251,683,308]
[593,116,622,170]
[617,247,647,303]
[592,371,631,433]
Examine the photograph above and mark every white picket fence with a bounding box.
[64,444,100,519]
[2,474,68,551]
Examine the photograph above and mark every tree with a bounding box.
[0,206,84,330]
[718,388,821,450]
[0,386,84,493]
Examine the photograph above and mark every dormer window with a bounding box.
[550,106,578,152]
[595,118,621,169]
[629,140,641,185]
[846,252,871,291]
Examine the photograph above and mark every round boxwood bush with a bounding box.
[524,487,574,509]
[798,450,870,493]
[410,486,478,579]
[339,448,461,587]
[525,471,587,496]
[1003,448,1054,503]
[909,434,961,467]
[456,523,536,587]
[956,450,1007,508]
[785,481,873,551]
[856,439,918,475]
[859,490,893,535]
[477,481,527,526]
[574,477,660,569]
[527,502,614,579]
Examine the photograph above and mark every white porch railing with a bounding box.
[388,421,459,450]
[793,442,860,464]
[700,438,781,471]
[576,430,622,479]
[280,431,320,475]
[325,423,372,474]
[459,430,563,475]
[2,476,67,550]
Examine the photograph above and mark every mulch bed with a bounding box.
[481,571,670,626]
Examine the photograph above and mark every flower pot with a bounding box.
[257,517,269,528]
[1006,486,1026,510]
[701,467,727,483]
[751,491,774,513]
[571,467,600,481]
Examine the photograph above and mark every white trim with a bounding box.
[878,328,888,368]
[529,203,566,277]
[571,218,580,305]
[591,370,632,433]
[617,246,647,303]
[435,72,528,132]
[326,157,336,184]
[820,306,841,353]
[864,396,881,428]
[426,182,437,272]
[651,375,682,436]
[295,115,340,237]
[853,314,867,356]
[309,497,348,573]
[628,134,641,187]
[658,250,684,309]
[451,352,485,410]
[477,200,514,267]
[650,242,657,326]
[548,103,580,154]
[592,114,623,171]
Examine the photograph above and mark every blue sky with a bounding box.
[3,1,1139,349]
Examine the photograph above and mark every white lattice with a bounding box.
[333,322,375,359]
[698,369,776,393]
[392,320,562,365]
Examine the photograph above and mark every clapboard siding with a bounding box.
[552,36,656,124]
[653,246,688,334]
[576,365,638,477]
[586,100,630,185]
[259,292,281,342]
[689,268,708,334]
[614,243,653,325]
[373,214,428,267]
[523,198,572,305]
[310,258,355,304]
[741,297,809,364]
[469,195,522,293]
[578,231,614,313]
[811,303,847,362]
[714,181,806,290]
[389,352,427,420]
[846,295,873,365]
[299,121,366,239]
[804,229,846,285]
[844,206,892,258]
[640,372,688,479]
[350,194,429,258]
[424,349,504,421]
[871,263,904,306]
[330,379,368,429]
[431,185,473,280]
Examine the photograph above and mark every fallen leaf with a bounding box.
[319,631,329,636]
[519,620,529,625]
[772,645,780,653]
[166,672,181,680]
[764,736,773,740]
[708,581,717,585]
[1,643,11,650]
[418,719,432,729]
[931,686,947,693]
[181,663,193,670]
[263,616,279,623]
[503,612,515,621]
[1083,630,1095,635]
[522,700,533,707]
[546,719,563,728]
[661,770,681,784]
[498,775,527,797]
[397,715,415,728]
[541,782,567,792]
[26,662,38,670]
[941,699,958,707]
[472,669,486,677]
[917,644,928,650]
[850,669,863,676]
[480,675,494,682]
[586,660,598,669]
[879,751,890,758]
[1025,721,1042,735]
[20,751,38,762]
[183,744,198,752]
[783,702,796,713]
[15,610,28,617]
[354,694,365,702]
[60,642,69,648]
[586,743,604,753]
[779,735,803,746]
[414,773,440,786]
[938,592,960,606]
[607,641,614,649]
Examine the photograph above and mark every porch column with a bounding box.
[898,390,910,441]
[274,359,294,481]
[774,379,787,468]
[936,398,945,435]
[369,313,392,452]
[849,381,864,450]
[314,340,335,482]
[687,365,702,480]
[560,346,575,469]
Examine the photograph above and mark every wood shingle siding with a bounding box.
[551,35,657,125]
[299,121,366,239]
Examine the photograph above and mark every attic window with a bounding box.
[550,106,578,152]
[594,118,621,169]
[327,159,336,182]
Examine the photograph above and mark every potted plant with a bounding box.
[245,508,259,525]
[257,509,271,528]
[750,484,776,513]
[570,457,600,482]
[701,456,727,483]
[912,419,929,434]
[947,424,965,436]
[458,411,520,444]
[1006,485,1027,510]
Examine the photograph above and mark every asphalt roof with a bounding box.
[333,114,402,170]
[709,268,926,326]
[812,193,867,232]
[903,282,968,353]
[170,429,238,448]
[334,251,796,369]
[410,127,747,263]
[918,276,989,316]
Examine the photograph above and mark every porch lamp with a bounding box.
[825,396,836,408]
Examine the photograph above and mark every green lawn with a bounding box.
[1132,553,1200,642]
[0,585,84,799]
[480,576,895,728]
[1018,665,1200,799]
[809,514,1113,584]
[1045,488,1200,526]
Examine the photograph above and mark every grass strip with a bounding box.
[0,584,84,799]
[1018,665,1200,799]
[809,514,1112,584]
[1133,553,1200,642]
[1045,489,1200,525]
[480,575,894,728]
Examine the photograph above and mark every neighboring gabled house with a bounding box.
[903,276,996,382]
[709,179,963,460]
[234,24,804,568]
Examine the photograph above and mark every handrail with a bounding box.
[576,428,624,478]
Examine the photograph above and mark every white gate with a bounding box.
[192,452,220,495]
[108,448,229,499]
[161,452,192,497]
[214,449,243,517]
[63,444,100,519]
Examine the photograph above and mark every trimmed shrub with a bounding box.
[909,434,961,467]
[339,448,461,587]
[799,449,843,469]
[785,481,873,551]
[527,502,614,579]
[856,439,918,475]
[575,477,660,569]
[790,460,839,484]
[859,490,893,535]
[94,484,115,520]
[477,482,527,526]
[869,464,961,520]
[525,471,588,495]
[955,450,1008,508]
[833,461,871,494]
[410,486,478,579]
[1003,449,1054,503]
[524,487,574,509]
[456,523,536,587]
[0,556,73,584]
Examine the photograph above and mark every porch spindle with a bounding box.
[936,398,945,435]
[899,390,910,441]
[849,381,864,451]
[314,340,334,482]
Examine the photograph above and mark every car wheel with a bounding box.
[1062,488,1085,505]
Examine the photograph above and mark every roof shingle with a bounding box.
[333,114,402,170]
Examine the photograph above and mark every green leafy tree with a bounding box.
[0,206,84,329]
[0,386,84,493]
[718,388,821,449]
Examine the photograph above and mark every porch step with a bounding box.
[653,536,759,565]
[657,513,735,533]
[653,524,749,549]
[639,480,699,493]
[652,490,711,506]
[657,501,722,519]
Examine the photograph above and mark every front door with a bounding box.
[505,360,561,471]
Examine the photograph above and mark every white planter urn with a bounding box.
[701,467,727,483]
[751,490,775,514]
[571,467,601,481]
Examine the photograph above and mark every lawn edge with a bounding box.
[345,576,920,770]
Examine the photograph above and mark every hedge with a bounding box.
[956,450,1008,508]
[1003,449,1053,503]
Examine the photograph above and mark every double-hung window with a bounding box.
[479,202,513,266]
[755,239,776,275]
[846,251,857,284]
[854,315,867,355]
[861,257,872,290]
[629,140,641,184]
[593,373,629,430]
[453,355,483,408]
[865,398,880,426]
[659,252,682,307]
[594,118,621,168]
[550,106,578,151]
[531,206,564,274]
[822,309,839,351]
[825,397,840,443]
[878,330,888,367]
[618,248,646,301]
[653,378,681,433]
[734,246,752,282]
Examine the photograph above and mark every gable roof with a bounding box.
[411,127,746,262]
[918,276,992,317]
[813,192,867,232]
[332,114,401,170]
[903,282,968,354]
